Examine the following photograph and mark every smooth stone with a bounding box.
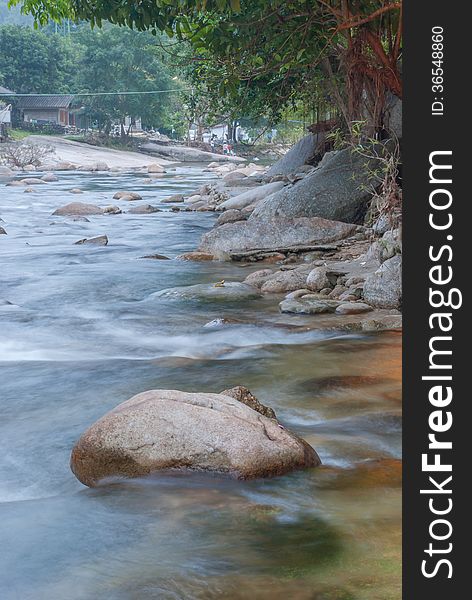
[243,269,274,288]
[53,202,104,216]
[41,173,59,182]
[69,188,83,194]
[335,302,373,315]
[70,388,320,486]
[279,298,340,314]
[147,163,166,173]
[128,204,161,214]
[74,235,108,246]
[261,269,307,294]
[306,266,331,292]
[152,282,261,301]
[103,205,122,215]
[113,191,142,201]
[20,177,46,185]
[54,161,77,171]
[285,288,312,299]
[161,194,184,204]
[6,180,28,187]
[141,253,170,260]
[86,161,110,171]
[216,209,246,225]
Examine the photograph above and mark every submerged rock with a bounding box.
[20,177,46,185]
[152,282,261,301]
[0,226,7,235]
[103,205,122,215]
[53,202,104,216]
[69,188,83,194]
[128,204,161,214]
[41,173,59,182]
[74,235,108,246]
[147,163,166,174]
[113,191,142,201]
[161,193,184,204]
[140,253,170,260]
[70,388,320,486]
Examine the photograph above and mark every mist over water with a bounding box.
[0,167,401,599]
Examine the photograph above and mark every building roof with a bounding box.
[16,95,75,109]
[0,85,15,95]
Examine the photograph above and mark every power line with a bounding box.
[0,88,192,97]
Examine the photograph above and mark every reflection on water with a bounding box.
[0,168,401,599]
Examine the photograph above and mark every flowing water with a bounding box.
[0,167,401,599]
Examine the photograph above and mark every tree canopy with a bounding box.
[8,0,402,133]
[0,24,76,93]
[73,25,183,134]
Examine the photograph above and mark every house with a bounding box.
[0,85,15,126]
[16,94,76,126]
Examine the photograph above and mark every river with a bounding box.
[0,166,401,599]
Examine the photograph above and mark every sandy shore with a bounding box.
[26,135,175,169]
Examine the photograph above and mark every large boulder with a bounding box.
[52,202,104,216]
[141,142,246,163]
[266,134,320,176]
[363,255,402,309]
[70,388,320,486]
[199,216,361,257]
[251,147,382,224]
[218,181,286,211]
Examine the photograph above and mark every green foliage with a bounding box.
[0,24,76,92]
[71,24,183,132]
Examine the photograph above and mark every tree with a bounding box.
[11,1,402,134]
[0,24,76,93]
[71,25,183,136]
